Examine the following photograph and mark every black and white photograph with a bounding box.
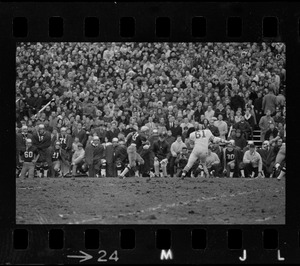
[16,42,286,224]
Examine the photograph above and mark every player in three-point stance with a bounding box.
[181,124,228,178]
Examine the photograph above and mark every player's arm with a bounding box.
[19,152,24,163]
[243,151,251,164]
[212,153,220,165]
[222,148,227,171]
[33,153,40,163]
[189,132,195,148]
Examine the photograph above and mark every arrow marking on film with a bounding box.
[67,250,93,263]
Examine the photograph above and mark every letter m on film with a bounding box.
[160,249,173,260]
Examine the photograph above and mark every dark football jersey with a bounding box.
[225,149,235,163]
[58,134,67,150]
[127,132,146,150]
[20,147,37,162]
[52,150,62,161]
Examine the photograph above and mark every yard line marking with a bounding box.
[71,187,283,224]
[255,216,273,222]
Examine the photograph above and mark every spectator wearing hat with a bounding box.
[262,87,277,115]
[214,114,228,140]
[259,109,275,142]
[152,132,170,177]
[71,142,85,177]
[243,143,263,178]
[85,136,105,177]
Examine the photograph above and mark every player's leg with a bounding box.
[181,151,198,178]
[88,164,94,177]
[199,153,209,177]
[71,163,77,177]
[160,159,168,177]
[100,159,107,177]
[28,162,35,178]
[277,164,286,180]
[116,160,123,177]
[228,161,235,177]
[42,162,49,177]
[168,156,176,177]
[19,162,28,178]
[119,163,131,178]
[153,158,160,177]
[35,162,42,178]
[53,161,62,177]
[239,162,246,178]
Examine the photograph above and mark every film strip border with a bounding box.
[1,1,300,264]
[2,227,300,263]
[0,2,298,41]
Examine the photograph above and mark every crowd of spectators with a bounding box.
[16,42,286,178]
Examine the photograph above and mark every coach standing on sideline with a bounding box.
[85,136,104,177]
[31,124,52,177]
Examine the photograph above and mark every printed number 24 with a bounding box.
[196,130,206,139]
[98,250,119,262]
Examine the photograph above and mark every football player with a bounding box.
[181,124,228,178]
[16,125,32,176]
[19,139,39,178]
[51,141,63,177]
[125,126,149,150]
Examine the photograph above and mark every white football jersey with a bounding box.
[189,129,214,151]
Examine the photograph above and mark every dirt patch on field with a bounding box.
[16,177,285,224]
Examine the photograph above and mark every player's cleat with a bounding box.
[210,170,215,177]
[118,175,125,179]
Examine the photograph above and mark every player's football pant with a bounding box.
[43,162,49,177]
[53,160,61,177]
[116,162,123,177]
[101,160,107,177]
[20,162,35,178]
[119,164,131,178]
[226,162,235,178]
[183,151,208,176]
[35,163,42,178]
